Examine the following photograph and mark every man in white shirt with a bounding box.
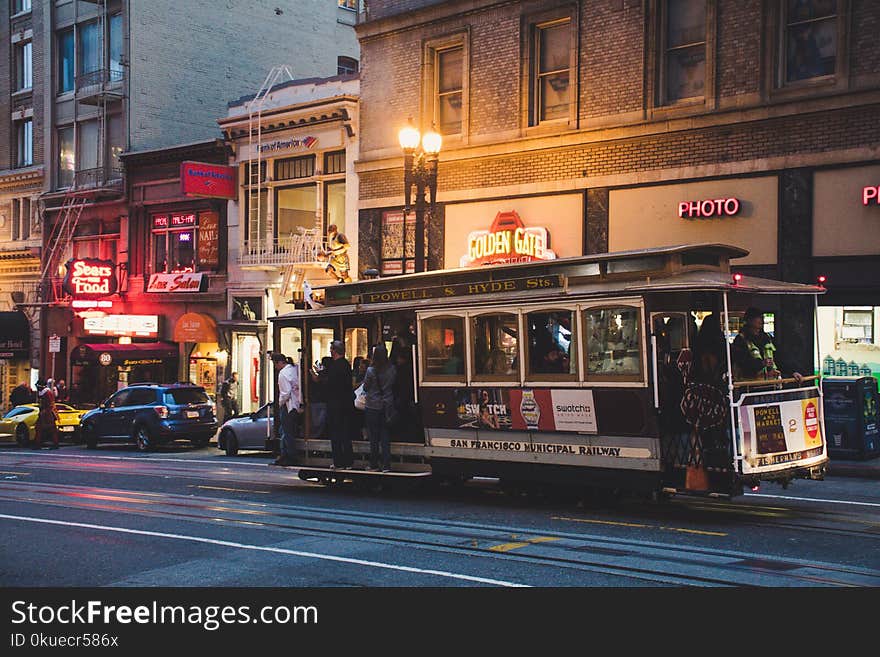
[272,352,302,465]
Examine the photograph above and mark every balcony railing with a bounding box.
[74,166,124,190]
[76,68,125,102]
[239,230,327,267]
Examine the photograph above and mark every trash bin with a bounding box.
[822,376,880,460]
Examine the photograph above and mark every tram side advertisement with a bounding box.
[738,388,826,472]
[423,388,597,433]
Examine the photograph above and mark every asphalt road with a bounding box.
[1,442,879,587]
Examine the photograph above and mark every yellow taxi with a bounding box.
[0,404,89,446]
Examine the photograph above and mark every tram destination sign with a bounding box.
[356,274,563,305]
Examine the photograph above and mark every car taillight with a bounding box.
[154,406,169,419]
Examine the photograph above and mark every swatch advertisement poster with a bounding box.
[508,389,598,434]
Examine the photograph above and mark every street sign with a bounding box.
[48,335,61,353]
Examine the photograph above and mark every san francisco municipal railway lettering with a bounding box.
[359,275,562,304]
[438,438,635,458]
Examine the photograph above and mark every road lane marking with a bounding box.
[0,471,30,476]
[0,452,272,468]
[553,516,649,529]
[488,536,559,552]
[553,516,727,537]
[0,513,529,587]
[746,493,880,509]
[192,485,270,495]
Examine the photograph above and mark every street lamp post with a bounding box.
[398,120,441,274]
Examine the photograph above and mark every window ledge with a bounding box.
[12,88,33,98]
[10,10,32,20]
[523,119,576,138]
[770,75,844,101]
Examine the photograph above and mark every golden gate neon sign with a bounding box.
[461,211,556,267]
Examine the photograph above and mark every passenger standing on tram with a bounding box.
[364,343,396,471]
[272,353,302,466]
[325,340,354,469]
[392,348,417,442]
[731,307,804,383]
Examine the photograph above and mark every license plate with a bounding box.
[186,410,199,419]
[59,426,75,432]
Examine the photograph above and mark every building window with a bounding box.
[275,185,317,239]
[15,41,32,91]
[79,21,103,75]
[108,114,124,171]
[324,150,345,175]
[152,213,202,273]
[109,13,124,77]
[436,46,463,135]
[57,126,74,188]
[244,189,268,244]
[13,0,32,14]
[325,181,345,232]
[11,197,31,241]
[15,119,33,168]
[531,19,571,125]
[338,0,358,10]
[660,0,706,104]
[337,56,358,75]
[380,209,415,275]
[783,0,837,83]
[275,155,315,181]
[58,29,74,93]
[244,160,267,184]
[77,119,100,173]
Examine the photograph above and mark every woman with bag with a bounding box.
[363,343,396,472]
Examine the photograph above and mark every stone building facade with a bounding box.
[355,0,880,375]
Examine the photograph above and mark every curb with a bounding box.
[826,462,880,480]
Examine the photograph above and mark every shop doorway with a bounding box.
[236,335,262,413]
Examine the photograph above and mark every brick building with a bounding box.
[355,0,880,376]
[31,0,359,404]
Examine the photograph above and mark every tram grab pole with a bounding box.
[722,292,742,471]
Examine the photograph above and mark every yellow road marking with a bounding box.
[488,536,560,553]
[553,516,726,537]
[192,485,269,495]
[659,526,728,537]
[553,516,649,529]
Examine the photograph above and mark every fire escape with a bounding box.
[39,0,126,305]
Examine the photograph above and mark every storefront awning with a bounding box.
[174,312,218,343]
[71,342,178,367]
[0,311,30,359]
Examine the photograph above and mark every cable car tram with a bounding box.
[271,243,828,498]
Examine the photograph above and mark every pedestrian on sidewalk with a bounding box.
[10,381,34,408]
[35,380,60,450]
[326,340,354,468]
[272,353,302,466]
[220,372,240,420]
[363,343,396,472]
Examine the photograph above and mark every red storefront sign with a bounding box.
[863,186,880,205]
[62,258,118,299]
[180,161,237,199]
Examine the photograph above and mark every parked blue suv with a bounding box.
[80,383,217,451]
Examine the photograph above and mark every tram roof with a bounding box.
[271,244,825,321]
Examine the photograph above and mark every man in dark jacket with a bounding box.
[731,307,803,383]
[325,340,354,468]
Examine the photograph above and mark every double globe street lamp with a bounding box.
[398,120,442,274]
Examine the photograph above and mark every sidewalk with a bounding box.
[826,455,880,479]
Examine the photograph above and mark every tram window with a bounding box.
[310,328,335,368]
[526,310,577,380]
[584,306,643,381]
[472,313,519,381]
[653,314,688,352]
[421,316,465,380]
[279,327,302,364]
[345,327,369,363]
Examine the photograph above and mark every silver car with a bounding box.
[217,404,273,456]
